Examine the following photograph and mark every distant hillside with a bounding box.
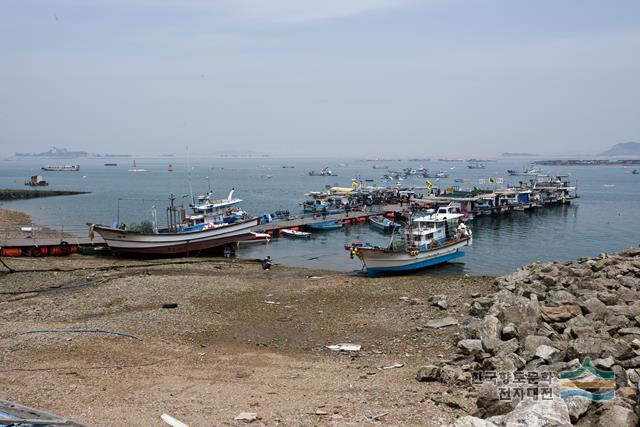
[16,147,87,157]
[600,142,640,156]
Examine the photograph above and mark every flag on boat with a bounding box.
[426,180,433,189]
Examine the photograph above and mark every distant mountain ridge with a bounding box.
[600,142,640,156]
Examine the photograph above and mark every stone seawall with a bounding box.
[416,247,640,426]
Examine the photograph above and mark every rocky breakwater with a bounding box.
[417,247,640,426]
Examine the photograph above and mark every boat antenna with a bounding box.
[186,145,194,204]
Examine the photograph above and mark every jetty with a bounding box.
[0,188,89,201]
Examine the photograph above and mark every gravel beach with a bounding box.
[0,252,493,426]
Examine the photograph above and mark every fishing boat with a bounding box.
[346,207,472,276]
[633,170,639,175]
[306,220,343,231]
[128,160,147,172]
[42,164,80,171]
[467,162,486,169]
[369,215,401,231]
[309,167,337,176]
[90,194,258,256]
[281,228,311,238]
[507,166,543,176]
[24,175,48,186]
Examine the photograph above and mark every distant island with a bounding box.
[16,147,88,157]
[599,141,640,156]
[533,159,640,166]
[501,152,538,157]
[15,146,131,158]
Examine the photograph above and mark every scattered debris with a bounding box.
[327,343,361,352]
[382,363,404,370]
[161,413,189,427]
[234,412,258,422]
[425,317,458,329]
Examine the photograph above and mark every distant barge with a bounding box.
[42,164,80,171]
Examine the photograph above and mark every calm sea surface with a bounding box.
[1,157,638,276]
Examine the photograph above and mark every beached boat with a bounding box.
[42,164,80,171]
[369,215,401,231]
[90,194,258,256]
[307,220,343,231]
[346,207,472,276]
[281,228,311,238]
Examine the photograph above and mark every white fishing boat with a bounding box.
[128,160,147,172]
[346,206,471,276]
[90,194,258,256]
[280,228,311,238]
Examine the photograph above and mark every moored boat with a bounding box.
[240,231,272,244]
[369,215,401,231]
[281,228,311,238]
[346,210,472,276]
[306,220,343,231]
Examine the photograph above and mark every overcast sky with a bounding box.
[1,0,639,157]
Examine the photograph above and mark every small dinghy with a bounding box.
[241,231,272,244]
[281,229,311,238]
[369,215,401,231]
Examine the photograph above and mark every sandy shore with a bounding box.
[0,254,494,426]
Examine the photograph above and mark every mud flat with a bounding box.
[0,254,493,426]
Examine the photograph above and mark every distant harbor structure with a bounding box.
[41,164,80,171]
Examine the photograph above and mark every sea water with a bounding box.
[1,156,638,275]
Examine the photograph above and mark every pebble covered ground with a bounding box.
[0,254,493,426]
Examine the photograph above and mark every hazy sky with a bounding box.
[1,0,639,157]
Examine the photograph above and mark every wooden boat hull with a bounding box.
[92,218,259,257]
[353,238,470,277]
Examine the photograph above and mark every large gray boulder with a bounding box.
[449,416,498,427]
[487,398,571,427]
[596,403,639,427]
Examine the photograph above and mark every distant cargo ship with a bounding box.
[104,163,118,166]
[41,164,80,171]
